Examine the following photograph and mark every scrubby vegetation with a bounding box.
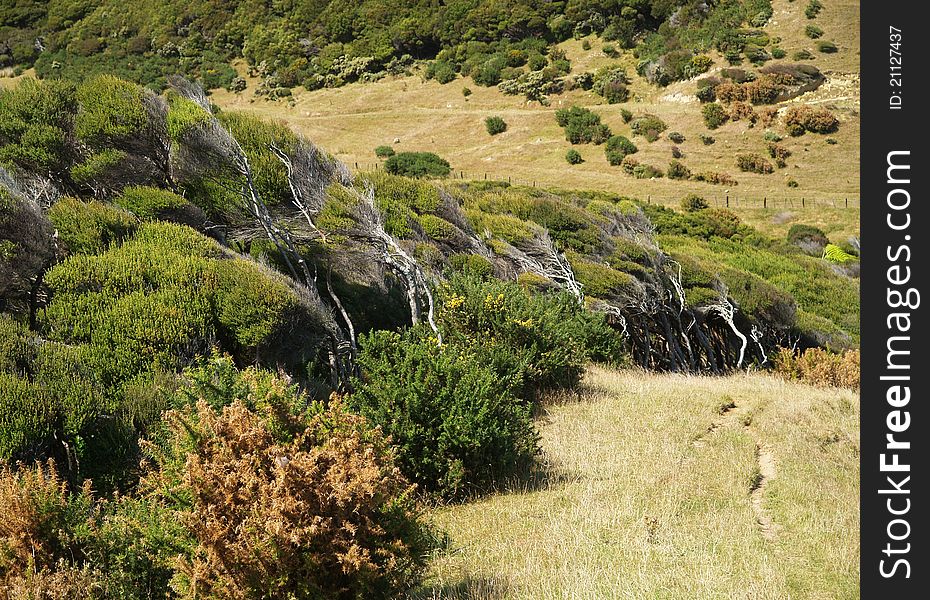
[485,116,507,136]
[0,72,860,596]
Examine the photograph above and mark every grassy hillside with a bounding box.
[418,366,859,598]
[208,0,861,209]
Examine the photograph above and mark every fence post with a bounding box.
[647,195,651,204]
[763,196,767,209]
[845,198,848,208]
[725,195,729,208]
[802,197,805,207]
[484,173,487,180]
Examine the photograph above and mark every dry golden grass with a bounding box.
[209,1,861,208]
[413,366,859,599]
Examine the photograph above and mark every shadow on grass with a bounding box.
[408,575,510,600]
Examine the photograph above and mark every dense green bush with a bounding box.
[702,103,729,129]
[555,106,612,145]
[374,145,396,158]
[793,50,814,60]
[806,0,824,19]
[350,330,537,499]
[485,116,508,135]
[384,152,451,177]
[668,132,685,144]
[592,67,629,103]
[605,135,637,165]
[565,149,584,164]
[48,198,137,255]
[620,108,633,123]
[816,40,838,53]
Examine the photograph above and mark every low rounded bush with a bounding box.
[485,116,507,135]
[426,60,456,84]
[793,50,814,60]
[555,106,612,144]
[736,153,774,174]
[702,103,728,129]
[620,108,633,123]
[384,152,451,177]
[48,197,137,255]
[374,145,395,158]
[771,47,786,59]
[700,134,716,145]
[816,40,838,53]
[787,223,829,251]
[605,135,637,165]
[629,114,667,142]
[668,131,685,144]
[462,87,472,97]
[783,105,839,134]
[565,149,584,164]
[805,24,824,39]
[681,194,708,212]
[667,160,692,180]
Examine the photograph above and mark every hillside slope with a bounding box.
[419,366,859,598]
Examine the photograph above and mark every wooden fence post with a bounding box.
[763,197,767,209]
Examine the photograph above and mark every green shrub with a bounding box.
[48,198,137,255]
[384,152,451,177]
[793,50,814,60]
[113,186,193,221]
[816,40,837,53]
[629,114,667,141]
[448,253,494,278]
[805,25,824,39]
[555,106,612,144]
[667,160,691,180]
[620,108,633,123]
[787,178,799,188]
[604,135,637,165]
[592,67,629,103]
[485,115,507,135]
[700,134,716,145]
[787,223,829,254]
[374,145,395,158]
[350,330,536,499]
[565,149,583,164]
[681,194,708,212]
[702,103,728,129]
[426,60,457,84]
[771,47,786,59]
[668,131,685,144]
[805,0,823,19]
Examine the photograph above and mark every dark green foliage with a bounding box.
[700,134,716,145]
[374,145,396,158]
[702,103,728,129]
[426,60,457,84]
[605,135,637,166]
[448,253,494,278]
[816,40,837,53]
[113,186,203,227]
[793,50,814,60]
[565,149,584,165]
[350,329,537,499]
[555,106,611,145]
[384,152,451,178]
[620,108,633,123]
[771,47,786,59]
[485,116,507,135]
[592,67,629,103]
[668,132,685,144]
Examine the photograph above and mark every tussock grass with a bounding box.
[414,366,859,599]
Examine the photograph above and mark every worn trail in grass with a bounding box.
[413,367,859,599]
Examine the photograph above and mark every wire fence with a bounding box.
[351,161,861,210]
